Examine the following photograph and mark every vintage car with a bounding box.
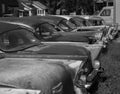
[32,16,109,45]
[53,15,105,31]
[0,21,104,92]
[0,22,91,94]
[53,15,116,43]
[80,15,119,40]
[0,17,104,59]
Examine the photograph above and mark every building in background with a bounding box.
[0,0,47,17]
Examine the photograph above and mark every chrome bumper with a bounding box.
[85,67,104,89]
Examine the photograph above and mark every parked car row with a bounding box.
[0,15,118,94]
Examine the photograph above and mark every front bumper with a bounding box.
[85,67,104,89]
[74,67,104,89]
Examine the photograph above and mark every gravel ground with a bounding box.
[95,36,120,94]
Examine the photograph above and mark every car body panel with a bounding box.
[0,57,75,94]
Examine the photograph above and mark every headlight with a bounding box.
[0,88,41,94]
[102,37,107,43]
[93,60,101,70]
[80,75,86,82]
[94,33,102,39]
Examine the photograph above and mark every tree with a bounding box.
[36,0,65,14]
[37,0,94,15]
[76,0,94,15]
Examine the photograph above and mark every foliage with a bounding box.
[36,0,94,15]
[97,40,120,94]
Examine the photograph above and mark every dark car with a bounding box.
[0,17,100,44]
[0,16,103,41]
[0,21,104,91]
[0,59,75,94]
[26,16,106,43]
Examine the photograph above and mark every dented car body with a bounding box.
[0,57,76,94]
[0,22,104,93]
[0,17,106,59]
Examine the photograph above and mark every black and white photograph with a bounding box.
[0,0,120,94]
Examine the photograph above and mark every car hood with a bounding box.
[14,44,89,58]
[0,57,74,94]
[42,41,103,60]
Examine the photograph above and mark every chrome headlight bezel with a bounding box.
[93,60,101,70]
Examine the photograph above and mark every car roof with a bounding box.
[89,16,104,20]
[69,15,86,20]
[33,15,67,24]
[53,15,72,20]
[0,16,66,28]
[0,17,51,30]
[0,21,20,34]
[0,17,47,25]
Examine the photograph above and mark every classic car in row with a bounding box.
[79,15,119,40]
[53,15,105,31]
[0,21,104,94]
[55,15,118,41]
[0,16,107,60]
[25,16,108,47]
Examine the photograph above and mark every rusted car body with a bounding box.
[0,57,76,94]
[0,22,103,92]
[0,22,92,94]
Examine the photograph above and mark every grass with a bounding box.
[96,40,120,94]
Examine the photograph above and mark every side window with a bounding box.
[58,23,69,30]
[100,9,111,16]
[0,29,31,50]
[39,24,52,37]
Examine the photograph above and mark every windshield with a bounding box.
[0,28,40,52]
[70,17,92,27]
[34,23,61,40]
[58,19,75,32]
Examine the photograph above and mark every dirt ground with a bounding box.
[95,36,120,94]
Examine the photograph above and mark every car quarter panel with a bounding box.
[0,58,75,94]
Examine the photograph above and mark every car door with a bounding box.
[99,8,113,24]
